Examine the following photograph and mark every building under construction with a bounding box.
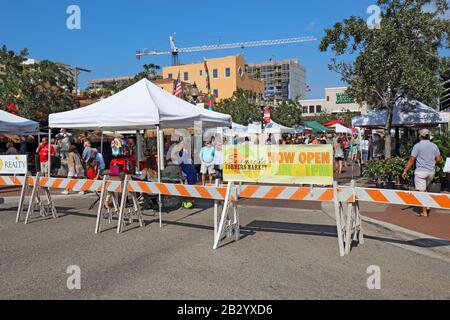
[246,59,307,101]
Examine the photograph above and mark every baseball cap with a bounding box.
[419,129,430,137]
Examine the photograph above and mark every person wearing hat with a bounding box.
[402,129,441,217]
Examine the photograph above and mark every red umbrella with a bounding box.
[324,119,346,127]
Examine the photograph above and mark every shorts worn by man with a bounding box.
[199,141,215,185]
[402,129,441,217]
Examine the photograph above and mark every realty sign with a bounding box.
[223,145,333,185]
[0,155,28,174]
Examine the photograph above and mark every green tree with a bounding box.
[319,0,450,157]
[215,89,261,125]
[85,63,161,99]
[0,46,77,124]
[271,100,302,127]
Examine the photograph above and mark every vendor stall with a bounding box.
[0,110,39,135]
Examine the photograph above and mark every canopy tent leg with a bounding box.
[100,131,104,155]
[157,125,162,228]
[48,128,52,177]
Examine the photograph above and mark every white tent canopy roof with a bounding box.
[49,79,231,130]
[264,120,294,133]
[332,123,353,134]
[0,110,39,135]
[352,98,448,128]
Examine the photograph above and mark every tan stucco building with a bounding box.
[162,55,264,101]
[299,87,368,116]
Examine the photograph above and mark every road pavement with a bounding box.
[0,196,449,299]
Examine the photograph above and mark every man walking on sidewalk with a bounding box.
[402,129,441,217]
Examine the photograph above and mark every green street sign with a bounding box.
[336,92,355,104]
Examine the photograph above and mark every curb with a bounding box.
[0,193,97,206]
[321,202,450,257]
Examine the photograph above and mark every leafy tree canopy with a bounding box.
[214,89,262,126]
[319,0,450,157]
[271,100,302,127]
[0,45,77,125]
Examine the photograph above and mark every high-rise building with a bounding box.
[246,59,307,101]
[162,55,264,101]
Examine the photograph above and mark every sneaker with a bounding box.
[61,190,69,195]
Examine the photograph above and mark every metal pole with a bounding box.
[136,130,141,175]
[100,131,104,155]
[156,125,162,228]
[48,129,52,177]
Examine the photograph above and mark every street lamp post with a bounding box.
[190,82,199,105]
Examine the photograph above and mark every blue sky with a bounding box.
[0,0,448,99]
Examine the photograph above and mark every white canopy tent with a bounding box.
[49,79,231,130]
[0,110,39,135]
[352,98,449,128]
[332,124,353,134]
[48,79,232,226]
[264,120,295,134]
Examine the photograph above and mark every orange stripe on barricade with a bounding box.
[27,177,34,185]
[80,180,94,191]
[174,184,191,197]
[114,183,122,193]
[216,187,227,199]
[195,186,213,199]
[138,181,153,193]
[128,183,136,193]
[365,189,389,203]
[264,186,285,199]
[156,183,170,196]
[430,195,450,209]
[10,176,21,185]
[289,188,311,201]
[40,177,49,186]
[318,189,334,201]
[51,179,63,189]
[0,176,6,185]
[347,195,356,203]
[66,179,78,190]
[239,185,259,198]
[396,192,421,206]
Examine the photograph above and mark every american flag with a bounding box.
[173,72,182,97]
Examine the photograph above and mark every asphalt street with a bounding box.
[0,196,449,299]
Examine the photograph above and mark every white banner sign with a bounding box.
[0,155,28,174]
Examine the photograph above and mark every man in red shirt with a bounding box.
[36,137,55,177]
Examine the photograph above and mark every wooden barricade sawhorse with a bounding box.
[0,174,35,223]
[24,172,58,224]
[119,176,235,248]
[95,175,122,234]
[234,181,362,257]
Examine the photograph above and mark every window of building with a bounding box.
[184,72,188,81]
[213,89,219,98]
[326,96,330,102]
[309,105,315,114]
[199,70,203,76]
[213,69,218,78]
[302,106,308,113]
[225,67,231,77]
[316,105,322,113]
[168,73,173,79]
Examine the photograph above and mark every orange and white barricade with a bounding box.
[0,174,35,223]
[355,187,450,209]
[95,175,122,234]
[235,182,361,257]
[120,175,237,248]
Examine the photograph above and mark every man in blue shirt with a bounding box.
[402,129,441,217]
[199,140,215,185]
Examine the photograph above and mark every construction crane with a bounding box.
[136,34,316,65]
